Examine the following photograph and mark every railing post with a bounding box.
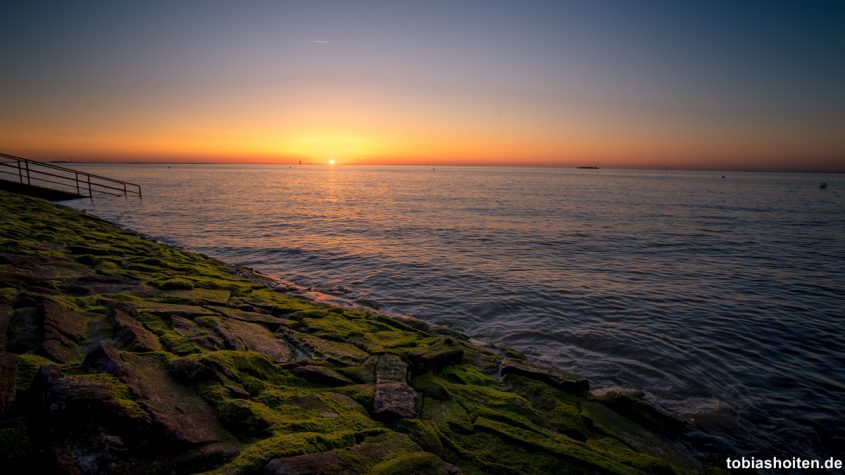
[87,174,92,199]
[75,172,80,196]
[24,161,31,185]
[17,160,23,183]
[123,182,127,197]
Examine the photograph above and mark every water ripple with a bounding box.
[67,165,845,459]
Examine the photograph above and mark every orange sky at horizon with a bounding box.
[3,120,842,171]
[2,2,843,172]
[3,81,842,171]
[3,79,841,171]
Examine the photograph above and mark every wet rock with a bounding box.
[170,441,240,474]
[82,341,123,375]
[134,301,209,318]
[169,357,216,383]
[217,399,271,439]
[407,347,464,375]
[283,329,369,364]
[41,299,87,362]
[499,357,589,394]
[171,316,224,350]
[27,364,238,474]
[26,365,153,473]
[83,342,230,446]
[62,274,151,297]
[110,307,162,352]
[68,244,116,256]
[7,299,88,362]
[0,302,11,351]
[264,432,458,475]
[264,450,344,474]
[374,354,418,419]
[377,354,408,384]
[0,352,16,409]
[1,254,92,284]
[206,305,283,327]
[163,288,231,305]
[202,316,292,363]
[373,452,463,475]
[28,365,150,429]
[292,364,354,386]
[593,387,685,435]
[336,356,378,384]
[374,383,418,419]
[591,386,645,400]
[6,307,40,354]
[44,299,87,338]
[130,370,230,444]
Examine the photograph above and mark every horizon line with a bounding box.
[47,161,844,174]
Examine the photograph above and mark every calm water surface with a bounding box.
[66,165,845,459]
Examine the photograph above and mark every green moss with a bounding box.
[259,390,383,436]
[185,275,261,293]
[412,373,452,401]
[244,288,316,314]
[387,419,444,455]
[205,350,285,380]
[287,332,370,365]
[94,259,123,275]
[208,428,388,474]
[214,398,273,440]
[160,288,231,305]
[136,312,201,355]
[0,287,16,303]
[153,278,195,290]
[14,353,56,391]
[71,373,152,424]
[300,312,424,353]
[74,254,102,266]
[420,395,474,434]
[369,451,448,475]
[329,383,375,409]
[497,344,528,360]
[439,364,499,387]
[159,331,201,355]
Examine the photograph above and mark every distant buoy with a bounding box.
[820,182,827,189]
[721,175,725,179]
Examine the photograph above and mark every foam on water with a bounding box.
[66,164,845,458]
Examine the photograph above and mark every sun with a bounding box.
[283,132,376,165]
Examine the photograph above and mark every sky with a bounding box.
[1,0,843,170]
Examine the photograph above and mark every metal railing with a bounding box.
[0,152,141,199]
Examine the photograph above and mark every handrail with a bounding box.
[0,152,142,199]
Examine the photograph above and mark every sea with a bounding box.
[64,164,844,460]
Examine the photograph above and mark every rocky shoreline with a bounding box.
[0,189,718,474]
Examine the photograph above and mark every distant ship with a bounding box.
[577,166,599,169]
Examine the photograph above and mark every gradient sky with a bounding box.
[1,0,843,170]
